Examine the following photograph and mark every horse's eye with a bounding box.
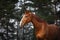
[25,16,28,17]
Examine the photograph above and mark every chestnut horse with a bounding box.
[20,10,60,40]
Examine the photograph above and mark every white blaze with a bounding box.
[20,20,22,26]
[20,15,25,26]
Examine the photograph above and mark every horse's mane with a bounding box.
[32,14,46,23]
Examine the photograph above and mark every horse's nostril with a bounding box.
[20,26,22,29]
[19,24,22,27]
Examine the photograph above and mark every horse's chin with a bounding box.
[20,24,24,29]
[20,25,24,29]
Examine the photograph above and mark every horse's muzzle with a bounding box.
[19,22,24,29]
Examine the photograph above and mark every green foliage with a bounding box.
[31,0,55,23]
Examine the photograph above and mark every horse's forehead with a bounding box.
[22,13,32,17]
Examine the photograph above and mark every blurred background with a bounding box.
[0,0,60,40]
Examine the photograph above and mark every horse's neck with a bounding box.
[32,17,47,32]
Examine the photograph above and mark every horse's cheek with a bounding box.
[27,18,31,22]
